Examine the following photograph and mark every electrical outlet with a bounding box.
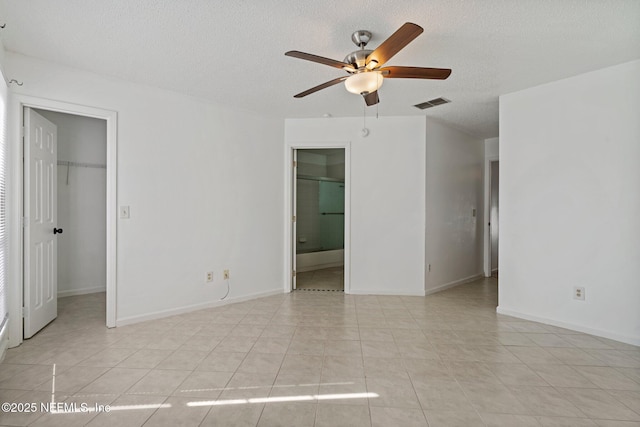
[573,287,585,301]
[223,270,230,280]
[206,272,214,283]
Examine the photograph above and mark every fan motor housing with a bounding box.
[344,49,373,70]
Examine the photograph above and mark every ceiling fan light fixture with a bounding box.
[285,23,450,106]
[344,71,383,95]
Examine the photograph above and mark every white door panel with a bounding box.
[24,108,58,338]
[490,161,499,273]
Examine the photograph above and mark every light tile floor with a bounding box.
[1,278,639,426]
[296,267,344,291]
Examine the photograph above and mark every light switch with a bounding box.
[120,206,130,219]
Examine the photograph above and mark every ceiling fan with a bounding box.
[285,22,451,106]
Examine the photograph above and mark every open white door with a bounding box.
[292,149,298,290]
[24,108,58,338]
[490,160,499,276]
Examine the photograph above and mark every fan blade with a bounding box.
[379,66,451,80]
[293,76,349,98]
[364,91,379,106]
[366,22,423,68]
[285,51,354,71]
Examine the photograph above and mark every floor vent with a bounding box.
[414,97,451,110]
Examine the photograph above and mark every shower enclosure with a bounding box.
[296,177,344,254]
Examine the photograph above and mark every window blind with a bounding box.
[0,73,8,331]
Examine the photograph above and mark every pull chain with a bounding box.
[363,101,366,129]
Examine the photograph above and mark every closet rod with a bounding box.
[57,160,106,169]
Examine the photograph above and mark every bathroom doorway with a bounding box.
[294,149,345,291]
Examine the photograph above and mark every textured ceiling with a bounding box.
[1,0,639,138]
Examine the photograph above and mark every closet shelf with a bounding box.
[58,160,106,169]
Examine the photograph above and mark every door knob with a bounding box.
[53,228,63,234]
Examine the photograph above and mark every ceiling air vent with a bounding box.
[414,97,451,110]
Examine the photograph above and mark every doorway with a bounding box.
[295,149,345,291]
[285,143,351,294]
[25,108,107,338]
[489,160,499,277]
[9,96,117,347]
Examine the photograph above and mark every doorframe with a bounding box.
[9,95,118,347]
[483,155,499,277]
[284,142,351,294]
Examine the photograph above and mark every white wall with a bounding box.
[36,110,107,297]
[425,119,485,293]
[485,137,499,158]
[297,151,327,177]
[286,117,426,295]
[499,60,640,345]
[7,53,284,325]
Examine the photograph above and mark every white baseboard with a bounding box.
[58,286,106,298]
[116,288,283,327]
[496,306,640,347]
[425,274,484,296]
[348,289,425,296]
[0,319,9,363]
